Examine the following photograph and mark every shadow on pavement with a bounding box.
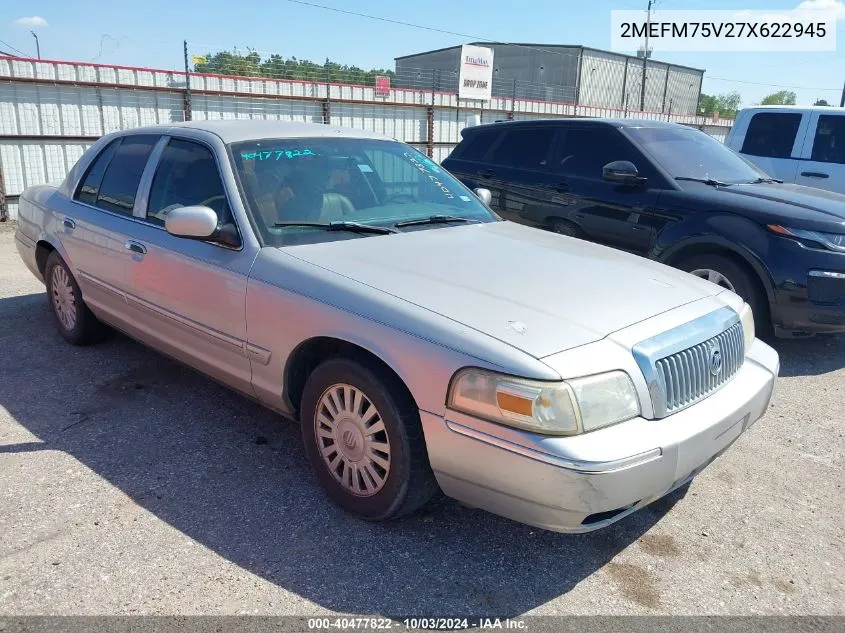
[768,333,845,377]
[0,290,770,617]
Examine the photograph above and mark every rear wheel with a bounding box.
[300,356,438,520]
[678,253,769,335]
[44,251,110,345]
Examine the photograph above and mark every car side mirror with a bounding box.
[603,160,647,185]
[474,187,492,205]
[165,205,220,240]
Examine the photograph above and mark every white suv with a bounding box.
[726,105,845,194]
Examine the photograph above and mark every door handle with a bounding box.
[801,171,829,179]
[478,169,495,178]
[124,240,147,255]
[63,217,76,230]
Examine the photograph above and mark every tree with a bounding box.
[193,49,395,86]
[698,91,742,118]
[761,90,797,106]
[814,99,830,106]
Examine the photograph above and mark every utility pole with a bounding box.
[183,40,192,121]
[30,31,40,59]
[640,0,653,112]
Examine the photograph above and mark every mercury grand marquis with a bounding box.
[14,120,780,532]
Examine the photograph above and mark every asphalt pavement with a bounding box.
[0,226,842,616]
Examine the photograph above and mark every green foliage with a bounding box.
[814,99,830,106]
[761,90,797,106]
[698,91,742,118]
[193,49,395,85]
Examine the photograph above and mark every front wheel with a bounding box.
[678,253,769,336]
[300,357,438,520]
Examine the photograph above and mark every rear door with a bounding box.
[476,126,560,227]
[62,134,159,325]
[795,112,845,194]
[119,135,257,395]
[549,126,662,255]
[735,110,808,183]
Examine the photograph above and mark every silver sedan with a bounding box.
[14,121,779,532]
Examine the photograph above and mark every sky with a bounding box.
[2,0,845,107]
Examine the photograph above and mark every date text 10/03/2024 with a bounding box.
[307,618,527,630]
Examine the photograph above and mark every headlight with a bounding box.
[739,302,755,353]
[767,225,845,252]
[447,368,640,436]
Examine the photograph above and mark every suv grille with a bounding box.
[656,322,744,414]
[632,307,745,419]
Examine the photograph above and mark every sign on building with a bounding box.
[375,75,391,97]
[458,44,494,101]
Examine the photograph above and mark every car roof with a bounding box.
[740,105,844,113]
[115,120,395,143]
[460,117,685,135]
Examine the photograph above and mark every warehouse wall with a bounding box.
[0,55,730,221]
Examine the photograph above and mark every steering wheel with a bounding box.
[199,194,226,208]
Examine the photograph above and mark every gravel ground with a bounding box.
[0,225,842,617]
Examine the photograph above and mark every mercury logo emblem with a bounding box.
[342,429,358,450]
[709,344,723,375]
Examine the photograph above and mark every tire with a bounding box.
[677,253,770,335]
[550,219,581,238]
[44,251,110,345]
[300,356,439,521]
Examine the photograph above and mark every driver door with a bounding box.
[120,135,257,396]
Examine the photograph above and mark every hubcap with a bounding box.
[690,268,736,292]
[314,383,391,497]
[51,265,77,331]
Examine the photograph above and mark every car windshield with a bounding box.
[230,137,496,245]
[625,126,768,185]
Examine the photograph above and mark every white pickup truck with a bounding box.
[726,105,845,195]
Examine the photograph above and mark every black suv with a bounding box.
[442,118,845,337]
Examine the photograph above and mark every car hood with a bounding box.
[704,182,845,230]
[283,221,725,358]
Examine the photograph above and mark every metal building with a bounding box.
[395,43,704,115]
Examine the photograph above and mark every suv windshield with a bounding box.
[625,126,767,185]
[230,138,496,245]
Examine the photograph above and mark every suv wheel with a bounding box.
[678,253,769,335]
[300,356,438,520]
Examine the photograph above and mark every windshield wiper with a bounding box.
[272,221,398,235]
[744,177,783,184]
[675,176,732,187]
[394,215,471,228]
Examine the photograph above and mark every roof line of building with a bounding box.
[395,43,705,74]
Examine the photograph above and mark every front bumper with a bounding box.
[421,339,779,533]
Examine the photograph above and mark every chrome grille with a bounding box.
[632,307,745,419]
[655,322,744,414]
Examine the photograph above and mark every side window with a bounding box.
[557,128,657,181]
[809,115,845,164]
[95,135,159,214]
[75,140,121,206]
[457,131,497,162]
[147,139,231,225]
[741,112,801,159]
[488,128,554,170]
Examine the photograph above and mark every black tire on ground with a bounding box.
[677,253,770,336]
[44,251,110,345]
[300,356,439,521]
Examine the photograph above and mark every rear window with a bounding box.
[741,112,801,159]
[95,135,159,214]
[809,115,845,164]
[488,128,554,170]
[456,131,498,162]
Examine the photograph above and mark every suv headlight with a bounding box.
[767,225,845,252]
[739,302,755,353]
[447,368,640,436]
